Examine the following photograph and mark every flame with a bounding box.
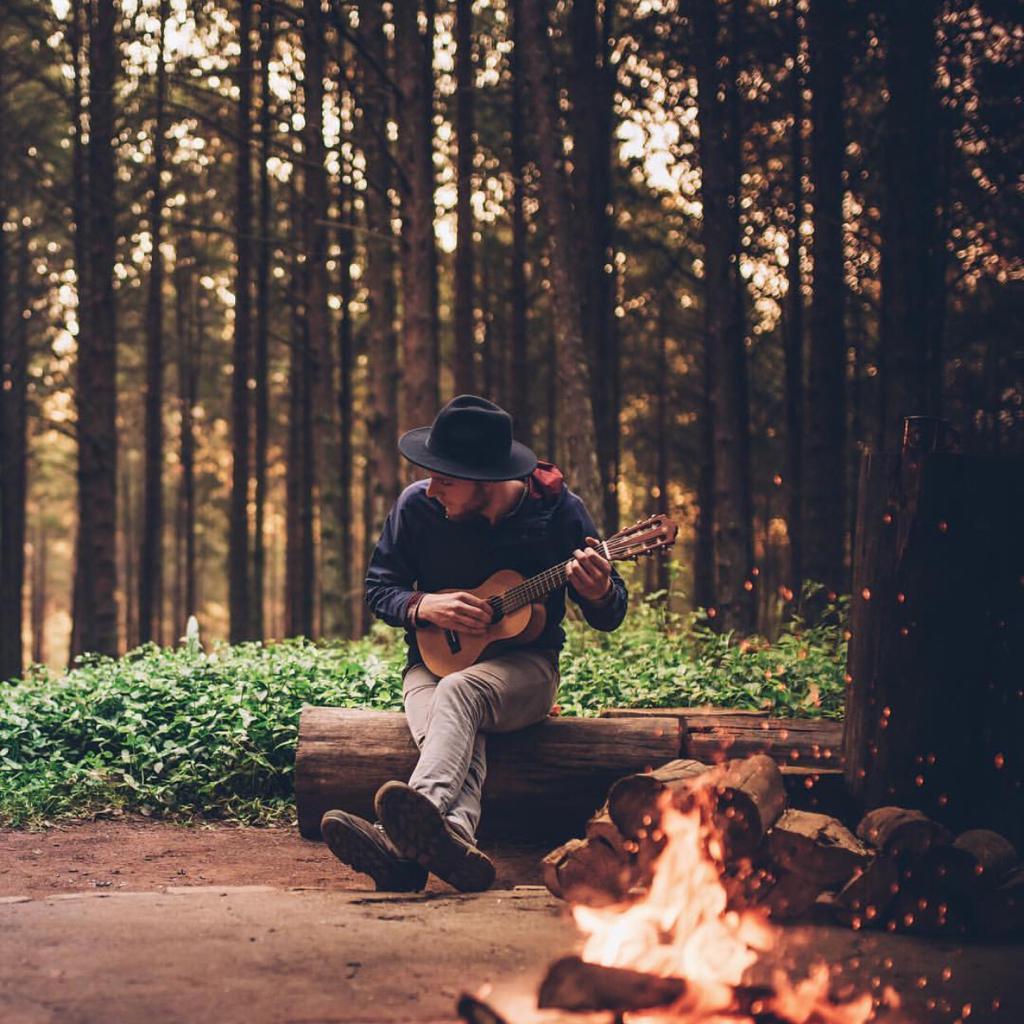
[571,795,879,1023]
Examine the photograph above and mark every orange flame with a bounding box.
[571,795,879,1023]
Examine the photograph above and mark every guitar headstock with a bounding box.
[604,514,679,562]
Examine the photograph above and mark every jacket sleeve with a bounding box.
[565,496,629,632]
[364,500,419,628]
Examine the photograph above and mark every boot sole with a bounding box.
[321,810,426,892]
[375,782,496,893]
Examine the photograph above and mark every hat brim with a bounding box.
[398,427,538,482]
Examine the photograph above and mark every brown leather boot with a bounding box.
[321,809,428,892]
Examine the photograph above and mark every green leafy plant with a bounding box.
[0,594,847,827]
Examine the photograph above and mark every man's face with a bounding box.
[426,475,490,521]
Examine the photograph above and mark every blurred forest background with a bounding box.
[0,0,1020,680]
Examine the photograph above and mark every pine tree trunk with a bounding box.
[31,516,46,666]
[120,460,136,652]
[0,223,28,682]
[692,0,753,632]
[520,0,603,524]
[453,0,476,396]
[253,0,274,640]
[303,0,345,639]
[359,0,399,536]
[336,166,355,636]
[569,0,618,535]
[229,0,253,642]
[783,0,804,606]
[74,0,119,660]
[803,0,847,596]
[396,0,439,433]
[139,0,169,645]
[507,0,531,447]
[880,0,941,449]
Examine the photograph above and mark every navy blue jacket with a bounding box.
[365,464,628,668]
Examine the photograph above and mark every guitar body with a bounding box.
[416,569,548,677]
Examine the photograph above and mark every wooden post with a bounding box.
[843,424,1024,848]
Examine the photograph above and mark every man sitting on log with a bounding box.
[321,395,628,892]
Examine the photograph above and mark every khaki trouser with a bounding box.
[402,649,560,840]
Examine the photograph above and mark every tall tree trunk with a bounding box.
[693,341,715,612]
[303,0,345,639]
[139,0,169,645]
[0,224,28,682]
[520,0,603,525]
[31,516,47,666]
[73,0,120,660]
[691,0,754,633]
[880,0,941,448]
[453,0,476,396]
[507,0,531,447]
[396,0,439,432]
[120,458,136,651]
[654,309,671,598]
[229,0,253,643]
[569,0,619,534]
[285,228,314,639]
[783,0,804,606]
[359,0,399,538]
[803,0,847,596]
[253,0,274,640]
[336,137,355,635]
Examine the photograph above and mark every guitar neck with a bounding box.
[496,541,613,615]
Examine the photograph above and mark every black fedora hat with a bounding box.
[398,395,538,481]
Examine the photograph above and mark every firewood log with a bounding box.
[689,755,788,859]
[584,805,631,861]
[541,835,633,906]
[856,806,951,860]
[607,759,711,839]
[767,809,871,888]
[758,868,825,921]
[974,868,1024,939]
[832,856,899,929]
[538,956,688,1012]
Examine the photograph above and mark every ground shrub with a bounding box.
[0,596,846,826]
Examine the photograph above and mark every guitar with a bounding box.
[415,514,679,676]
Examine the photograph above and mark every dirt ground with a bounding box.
[2,819,1022,1024]
[0,816,547,898]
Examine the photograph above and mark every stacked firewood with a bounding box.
[542,754,1022,938]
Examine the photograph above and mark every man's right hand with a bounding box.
[416,592,493,634]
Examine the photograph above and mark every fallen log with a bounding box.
[541,835,633,906]
[832,857,899,929]
[600,707,843,768]
[767,809,871,887]
[974,868,1024,939]
[856,806,951,860]
[606,755,785,860]
[538,956,690,1012]
[295,707,681,840]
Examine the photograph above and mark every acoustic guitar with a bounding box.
[415,513,678,676]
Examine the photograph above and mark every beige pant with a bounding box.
[402,649,560,840]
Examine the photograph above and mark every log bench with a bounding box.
[295,707,681,841]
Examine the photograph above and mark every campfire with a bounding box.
[458,752,1021,1024]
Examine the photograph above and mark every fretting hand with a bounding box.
[417,591,493,634]
[566,536,613,604]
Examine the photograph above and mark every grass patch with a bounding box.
[0,595,846,827]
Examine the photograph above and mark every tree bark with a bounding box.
[229,0,254,643]
[303,0,345,639]
[691,0,754,632]
[295,707,681,840]
[453,0,476,396]
[395,0,439,431]
[73,0,120,660]
[359,0,400,541]
[803,0,847,596]
[569,0,619,535]
[139,0,169,646]
[879,0,942,448]
[31,515,47,666]
[507,0,531,447]
[253,0,274,640]
[0,223,28,682]
[783,0,804,606]
[520,0,603,525]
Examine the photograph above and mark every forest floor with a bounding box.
[1,819,1022,1024]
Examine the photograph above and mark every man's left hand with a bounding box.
[566,537,613,604]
